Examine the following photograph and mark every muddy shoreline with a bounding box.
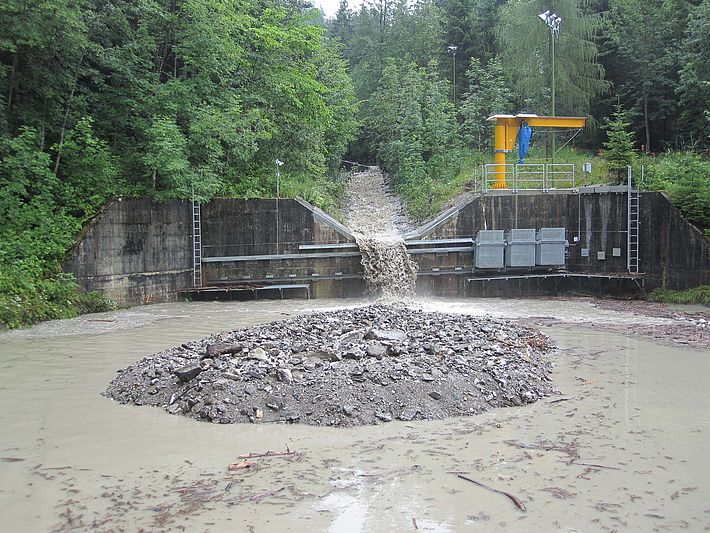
[515,297,709,351]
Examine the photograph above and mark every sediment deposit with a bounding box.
[104,304,556,426]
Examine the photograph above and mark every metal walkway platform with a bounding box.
[467,272,645,282]
[179,283,310,300]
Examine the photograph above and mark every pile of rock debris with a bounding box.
[104,305,556,427]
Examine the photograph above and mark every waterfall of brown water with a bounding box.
[342,168,418,299]
[355,235,418,298]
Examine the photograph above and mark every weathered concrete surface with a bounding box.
[641,193,710,289]
[201,198,352,257]
[65,191,708,305]
[64,198,193,305]
[200,198,360,297]
[66,197,360,304]
[423,191,709,290]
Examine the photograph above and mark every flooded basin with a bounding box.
[0,298,707,532]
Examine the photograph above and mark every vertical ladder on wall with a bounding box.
[627,167,640,273]
[192,199,203,287]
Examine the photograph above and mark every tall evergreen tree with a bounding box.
[497,0,610,119]
[605,0,691,152]
[602,103,636,183]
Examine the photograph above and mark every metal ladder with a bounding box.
[192,199,202,287]
[627,167,640,273]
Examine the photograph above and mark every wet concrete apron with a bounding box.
[0,298,708,532]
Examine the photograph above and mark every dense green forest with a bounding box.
[1,0,708,327]
[327,0,709,217]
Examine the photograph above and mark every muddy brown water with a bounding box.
[343,169,418,299]
[0,298,708,532]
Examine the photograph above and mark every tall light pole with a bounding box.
[447,45,458,104]
[275,159,283,254]
[538,10,562,117]
[538,10,562,176]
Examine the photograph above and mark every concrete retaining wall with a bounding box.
[65,197,358,304]
[199,198,359,297]
[65,191,708,305]
[64,198,193,305]
[423,191,709,290]
[201,198,352,257]
[641,193,710,289]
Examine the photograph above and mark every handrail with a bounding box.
[482,163,576,192]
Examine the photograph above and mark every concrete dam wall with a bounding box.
[65,191,709,305]
[64,198,194,305]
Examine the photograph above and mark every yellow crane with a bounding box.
[487,113,586,189]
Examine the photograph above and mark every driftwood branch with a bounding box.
[549,397,572,404]
[456,474,526,512]
[238,450,295,459]
[571,460,621,471]
[227,461,257,471]
[250,486,286,503]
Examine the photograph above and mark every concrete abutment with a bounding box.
[64,191,709,305]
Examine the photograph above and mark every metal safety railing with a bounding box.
[481,163,576,192]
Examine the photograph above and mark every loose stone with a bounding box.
[174,364,202,383]
[104,304,556,427]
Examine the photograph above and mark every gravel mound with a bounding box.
[104,305,556,427]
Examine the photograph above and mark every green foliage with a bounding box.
[0,128,78,266]
[676,0,710,147]
[643,151,710,234]
[53,117,120,218]
[649,285,710,306]
[460,58,512,150]
[362,59,462,219]
[281,173,347,214]
[604,0,691,151]
[0,263,116,330]
[497,0,609,118]
[602,103,637,183]
[0,127,116,329]
[1,0,357,203]
[142,115,194,197]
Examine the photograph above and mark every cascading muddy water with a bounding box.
[342,167,418,299]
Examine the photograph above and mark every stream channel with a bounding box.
[0,297,707,532]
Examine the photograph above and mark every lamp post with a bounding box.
[538,10,562,117]
[275,159,283,254]
[538,10,562,181]
[447,45,458,104]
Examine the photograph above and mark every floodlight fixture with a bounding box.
[539,10,562,36]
